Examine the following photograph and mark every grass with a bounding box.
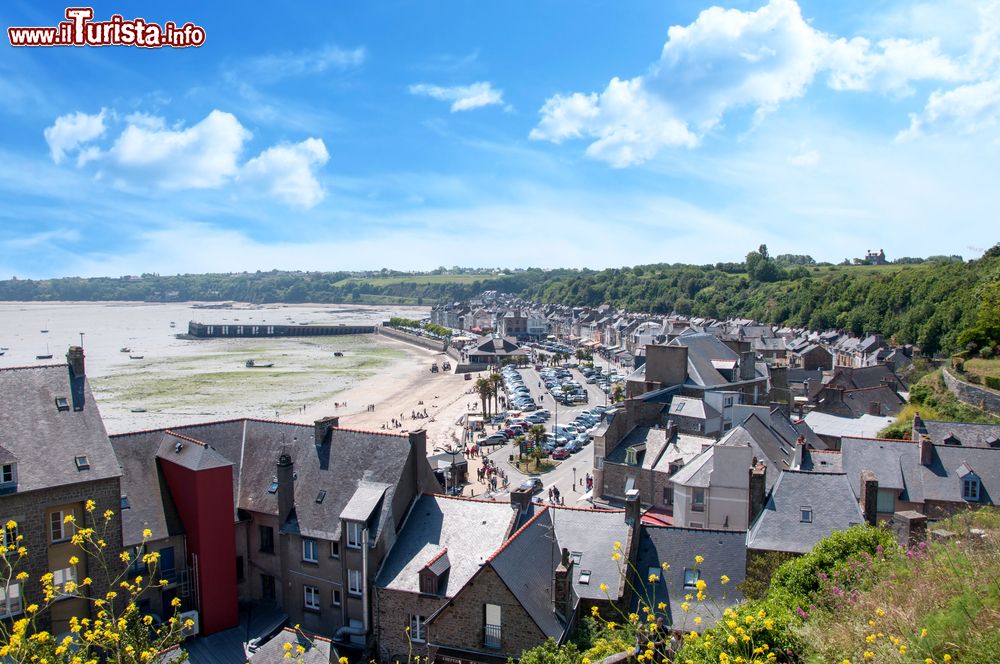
[796,508,1000,663]
[962,358,1000,382]
[879,370,1000,438]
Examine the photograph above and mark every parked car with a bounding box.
[551,448,571,460]
[565,441,582,453]
[520,478,544,494]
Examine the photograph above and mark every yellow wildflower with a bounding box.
[720,575,730,585]
[694,555,704,565]
[142,528,152,539]
[661,562,670,571]
[599,582,608,593]
[613,541,622,550]
[694,617,702,625]
[921,628,928,639]
[648,573,658,582]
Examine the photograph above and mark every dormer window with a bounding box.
[944,434,961,446]
[987,437,1000,449]
[1,464,15,486]
[54,397,70,412]
[963,475,981,502]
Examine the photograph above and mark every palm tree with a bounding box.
[489,372,503,414]
[611,382,625,403]
[528,424,547,459]
[537,352,548,366]
[475,377,494,417]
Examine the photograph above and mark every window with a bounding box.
[647,567,662,583]
[688,521,703,528]
[129,545,148,575]
[683,568,700,589]
[53,566,77,597]
[347,522,362,549]
[74,455,90,471]
[55,397,70,411]
[0,464,14,485]
[663,486,674,506]
[800,507,813,523]
[579,570,592,584]
[332,589,342,606]
[724,396,734,407]
[876,489,896,514]
[409,614,427,643]
[303,538,318,563]
[0,583,22,618]
[267,479,278,494]
[261,574,276,601]
[330,541,340,559]
[159,547,176,582]
[50,510,71,543]
[316,490,327,504]
[304,585,320,611]
[692,488,706,512]
[236,556,245,582]
[675,401,685,412]
[963,477,981,501]
[121,496,131,510]
[348,569,362,596]
[259,526,274,554]
[484,603,502,649]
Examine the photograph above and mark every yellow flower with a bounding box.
[85,500,96,512]
[900,646,907,655]
[694,617,702,625]
[925,660,933,664]
[661,562,670,571]
[613,541,622,550]
[921,628,928,639]
[681,602,690,613]
[863,652,874,660]
[599,582,608,593]
[591,606,599,616]
[843,660,851,664]
[582,659,591,664]
[612,551,622,561]
[648,573,658,583]
[875,608,885,617]
[944,656,952,663]
[628,613,639,624]
[720,575,730,585]
[657,602,667,610]
[695,579,707,591]
[4,520,16,530]
[339,658,348,664]
[283,643,292,652]
[607,622,616,631]
[142,528,152,539]
[694,555,704,565]
[69,556,79,566]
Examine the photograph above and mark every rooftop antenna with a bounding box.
[79,332,85,347]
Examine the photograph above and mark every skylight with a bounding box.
[54,397,70,412]
[74,455,90,471]
[267,480,278,494]
[579,570,591,584]
[316,490,327,504]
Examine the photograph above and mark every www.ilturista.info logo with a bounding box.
[8,7,206,48]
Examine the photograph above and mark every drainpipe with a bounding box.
[362,527,370,634]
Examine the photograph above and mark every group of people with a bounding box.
[477,458,508,492]
[585,472,594,492]
[547,485,563,505]
[333,401,350,408]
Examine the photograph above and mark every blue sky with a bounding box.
[1,0,998,278]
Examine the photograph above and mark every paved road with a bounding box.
[467,362,617,504]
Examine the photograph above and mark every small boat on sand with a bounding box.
[245,359,274,368]
[129,355,144,360]
[120,347,131,353]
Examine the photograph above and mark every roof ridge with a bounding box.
[844,385,896,393]
[0,363,67,372]
[644,524,748,535]
[547,503,624,513]
[333,426,409,439]
[424,546,448,568]
[783,469,846,475]
[425,492,513,505]
[487,505,549,562]
[843,435,916,443]
[163,429,210,448]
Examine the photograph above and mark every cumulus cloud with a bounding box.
[899,79,1000,140]
[408,81,504,112]
[240,138,330,208]
[531,0,971,166]
[43,109,107,164]
[44,109,330,208]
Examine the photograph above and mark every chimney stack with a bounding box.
[554,547,574,621]
[860,470,878,526]
[510,486,533,515]
[624,489,641,530]
[868,401,882,416]
[67,346,85,379]
[919,435,933,466]
[792,436,806,469]
[276,453,295,525]
[409,428,428,489]
[912,411,928,441]
[739,351,756,381]
[314,416,339,447]
[748,463,767,526]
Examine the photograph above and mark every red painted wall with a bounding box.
[159,459,239,635]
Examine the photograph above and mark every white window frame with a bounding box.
[330,541,340,559]
[347,522,362,549]
[800,507,813,523]
[0,582,22,618]
[409,614,427,643]
[303,585,320,611]
[0,463,15,485]
[348,569,362,596]
[302,538,318,563]
[332,588,342,607]
[50,510,70,543]
[53,566,77,597]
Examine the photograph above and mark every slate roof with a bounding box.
[250,628,334,663]
[841,437,1000,507]
[376,495,515,596]
[798,449,844,473]
[668,333,743,388]
[109,431,185,547]
[668,396,719,421]
[606,427,670,468]
[110,418,434,544]
[633,526,746,629]
[0,364,121,493]
[923,421,1000,449]
[804,412,895,441]
[489,508,567,640]
[747,471,864,554]
[549,505,631,601]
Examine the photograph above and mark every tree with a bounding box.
[489,373,503,413]
[611,383,625,403]
[475,377,494,417]
[529,424,547,459]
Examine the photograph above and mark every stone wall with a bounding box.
[942,368,1000,416]
[375,588,448,662]
[427,565,546,660]
[378,326,447,353]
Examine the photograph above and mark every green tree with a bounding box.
[475,377,494,418]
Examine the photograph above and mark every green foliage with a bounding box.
[674,597,800,664]
[740,550,797,600]
[769,525,898,603]
[879,371,1000,438]
[514,637,580,664]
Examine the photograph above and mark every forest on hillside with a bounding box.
[2,245,997,355]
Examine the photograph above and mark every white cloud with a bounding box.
[232,44,366,83]
[408,82,504,112]
[531,0,971,166]
[899,79,1000,140]
[240,138,330,209]
[43,109,107,164]
[108,110,251,189]
[788,148,820,166]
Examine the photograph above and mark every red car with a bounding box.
[551,448,571,460]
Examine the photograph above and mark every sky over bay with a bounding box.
[1,0,998,278]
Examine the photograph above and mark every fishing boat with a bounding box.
[245,359,274,368]
[120,347,131,353]
[169,322,176,328]
[130,407,147,413]
[129,354,144,360]
[36,343,52,360]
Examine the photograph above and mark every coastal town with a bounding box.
[1,284,997,663]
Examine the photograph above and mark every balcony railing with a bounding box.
[484,624,502,650]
